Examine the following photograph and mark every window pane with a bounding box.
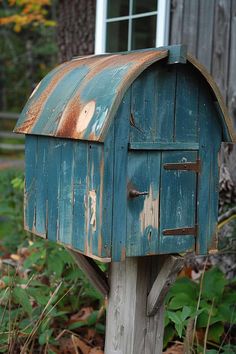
[107,0,129,18]
[106,20,128,52]
[131,16,157,50]
[132,0,157,14]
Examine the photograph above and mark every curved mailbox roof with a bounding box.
[14,48,235,142]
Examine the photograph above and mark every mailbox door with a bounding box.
[159,150,198,254]
[126,149,198,256]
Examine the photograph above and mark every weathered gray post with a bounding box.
[105,256,184,354]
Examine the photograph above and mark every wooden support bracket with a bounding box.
[69,250,109,297]
[147,255,184,316]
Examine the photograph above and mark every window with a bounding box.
[95,0,170,54]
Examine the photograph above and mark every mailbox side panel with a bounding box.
[24,135,112,260]
[198,82,222,253]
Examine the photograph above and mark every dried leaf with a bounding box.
[71,335,91,354]
[85,328,96,341]
[18,247,31,258]
[163,343,184,353]
[0,280,6,289]
[90,348,104,354]
[11,254,21,261]
[70,307,94,324]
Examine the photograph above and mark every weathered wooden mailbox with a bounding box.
[14,45,235,262]
[14,45,236,353]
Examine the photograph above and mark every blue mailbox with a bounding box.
[14,45,235,262]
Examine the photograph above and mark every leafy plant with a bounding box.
[164,267,236,353]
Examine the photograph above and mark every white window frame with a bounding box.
[95,0,170,54]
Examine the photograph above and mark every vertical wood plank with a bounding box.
[87,142,103,257]
[175,64,199,142]
[208,142,221,250]
[169,0,184,44]
[212,0,231,100]
[207,104,222,250]
[198,83,222,253]
[47,138,62,242]
[130,63,176,143]
[72,141,88,253]
[105,256,166,354]
[101,121,115,258]
[227,1,236,125]
[126,152,148,256]
[112,90,131,261]
[146,152,161,255]
[126,151,161,257]
[132,257,151,353]
[155,64,177,143]
[24,135,37,232]
[58,140,74,245]
[197,0,215,71]
[105,259,137,354]
[130,67,156,142]
[198,89,211,254]
[35,136,48,237]
[182,0,199,56]
[159,151,197,254]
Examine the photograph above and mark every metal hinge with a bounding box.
[163,226,198,236]
[163,159,201,173]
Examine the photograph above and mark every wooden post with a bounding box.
[105,255,184,354]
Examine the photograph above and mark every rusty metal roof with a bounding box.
[14,47,235,142]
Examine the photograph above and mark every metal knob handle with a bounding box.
[129,189,149,199]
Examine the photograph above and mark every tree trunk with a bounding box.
[56,0,96,63]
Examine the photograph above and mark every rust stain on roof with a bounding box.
[14,48,234,142]
[14,49,168,141]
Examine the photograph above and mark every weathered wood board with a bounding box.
[105,255,184,354]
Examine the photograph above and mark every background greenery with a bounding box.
[0,0,58,113]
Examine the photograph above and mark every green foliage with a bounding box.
[0,170,105,352]
[0,1,58,113]
[164,267,236,353]
[0,169,25,251]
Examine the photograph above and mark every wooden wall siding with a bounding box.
[198,81,222,253]
[228,2,236,121]
[24,136,112,259]
[170,0,236,125]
